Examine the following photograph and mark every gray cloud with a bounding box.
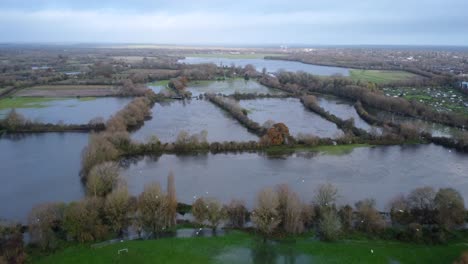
[0,0,467,45]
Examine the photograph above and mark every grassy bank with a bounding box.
[265,144,372,156]
[148,80,170,87]
[32,231,465,264]
[0,97,59,109]
[350,70,419,84]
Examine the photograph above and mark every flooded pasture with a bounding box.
[0,97,132,124]
[121,144,468,211]
[131,99,258,143]
[187,79,284,96]
[238,98,343,138]
[179,57,350,76]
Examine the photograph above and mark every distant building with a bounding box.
[461,81,468,89]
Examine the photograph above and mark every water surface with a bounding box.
[179,57,350,76]
[132,99,258,143]
[121,144,468,210]
[0,97,132,124]
[187,79,284,96]
[316,95,375,132]
[0,133,86,222]
[239,98,343,138]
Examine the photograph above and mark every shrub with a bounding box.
[225,200,248,228]
[318,210,342,241]
[28,203,64,251]
[434,188,465,230]
[251,188,281,241]
[137,183,168,236]
[86,162,122,197]
[354,199,386,234]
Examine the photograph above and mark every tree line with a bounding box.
[2,175,466,262]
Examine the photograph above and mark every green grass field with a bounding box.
[185,53,286,59]
[32,231,466,264]
[350,70,419,84]
[0,97,59,110]
[147,80,170,87]
[265,144,372,156]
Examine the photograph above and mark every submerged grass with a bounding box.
[148,80,170,87]
[265,144,371,156]
[0,97,60,110]
[32,231,466,264]
[350,70,419,84]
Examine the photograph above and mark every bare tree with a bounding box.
[63,197,108,243]
[105,187,131,236]
[434,188,465,230]
[225,200,248,228]
[251,188,281,242]
[137,183,168,236]
[28,203,64,251]
[284,191,305,235]
[86,162,121,197]
[205,198,226,231]
[166,171,177,227]
[192,198,208,226]
[314,183,338,208]
[318,210,342,242]
[354,199,386,234]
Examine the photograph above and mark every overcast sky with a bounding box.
[0,0,467,45]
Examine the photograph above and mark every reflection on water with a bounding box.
[0,133,87,222]
[131,99,258,143]
[0,97,132,124]
[121,144,468,211]
[215,242,312,264]
[179,57,350,76]
[239,98,343,138]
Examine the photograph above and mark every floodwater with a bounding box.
[179,57,350,76]
[0,97,132,124]
[367,108,464,137]
[0,133,87,222]
[238,98,343,138]
[121,144,468,211]
[187,79,284,96]
[316,95,375,132]
[214,244,312,264]
[131,99,258,143]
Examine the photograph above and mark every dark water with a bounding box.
[131,99,258,143]
[215,244,312,264]
[239,98,343,138]
[0,133,87,222]
[187,79,284,96]
[316,95,375,132]
[179,57,350,76]
[0,97,132,124]
[121,144,468,211]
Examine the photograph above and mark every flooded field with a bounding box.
[131,99,258,143]
[0,97,132,124]
[238,98,343,138]
[367,107,464,137]
[121,144,468,211]
[187,79,284,96]
[179,57,350,76]
[316,95,375,132]
[0,133,87,222]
